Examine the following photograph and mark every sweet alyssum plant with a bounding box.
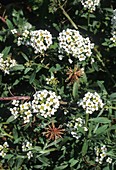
[0,0,116,169]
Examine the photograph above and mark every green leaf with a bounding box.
[6,19,14,29]
[107,124,116,131]
[110,93,116,101]
[95,125,108,134]
[82,140,88,156]
[21,52,29,61]
[106,151,116,158]
[72,81,79,100]
[37,156,50,166]
[13,127,18,140]
[13,79,20,86]
[30,146,42,152]
[6,115,15,123]
[92,62,99,71]
[29,71,36,84]
[2,46,11,58]
[89,117,111,124]
[36,64,43,73]
[24,68,32,74]
[69,158,78,167]
[103,166,110,170]
[4,154,13,160]
[54,164,68,170]
[97,81,106,91]
[53,23,60,32]
[15,157,24,169]
[39,148,56,154]
[13,65,25,71]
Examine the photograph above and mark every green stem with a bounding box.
[105,106,116,110]
[0,129,13,139]
[58,1,78,30]
[85,113,89,127]
[87,12,90,30]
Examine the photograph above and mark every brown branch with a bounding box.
[0,96,31,101]
[0,16,6,24]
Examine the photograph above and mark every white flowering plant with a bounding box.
[0,0,116,169]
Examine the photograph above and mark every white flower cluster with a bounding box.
[30,30,52,54]
[32,90,61,118]
[10,90,61,122]
[46,76,59,85]
[58,28,94,62]
[10,100,32,124]
[95,145,112,164]
[11,29,17,34]
[110,9,116,44]
[67,117,88,140]
[0,53,17,74]
[15,29,52,54]
[81,0,100,12]
[22,141,33,159]
[0,142,9,158]
[17,30,30,46]
[79,92,104,114]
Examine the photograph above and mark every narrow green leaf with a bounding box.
[13,127,18,140]
[21,52,29,61]
[82,140,88,156]
[2,46,11,58]
[89,117,111,123]
[29,71,36,84]
[69,158,78,167]
[15,158,24,169]
[4,154,13,160]
[54,164,68,170]
[13,65,25,71]
[72,81,79,100]
[24,68,32,74]
[6,19,14,29]
[107,124,116,131]
[6,115,15,123]
[95,125,108,134]
[110,93,116,101]
[39,148,56,154]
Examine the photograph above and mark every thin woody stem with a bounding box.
[58,1,78,30]
[0,96,31,101]
[0,16,6,24]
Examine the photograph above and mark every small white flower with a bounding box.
[12,100,19,106]
[0,151,6,158]
[0,145,3,151]
[58,55,64,60]
[106,157,112,164]
[27,151,33,159]
[23,116,30,124]
[3,142,9,148]
[83,127,88,131]
[26,141,32,148]
[68,58,73,64]
[11,29,17,34]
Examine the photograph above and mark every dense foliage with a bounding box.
[0,0,116,169]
